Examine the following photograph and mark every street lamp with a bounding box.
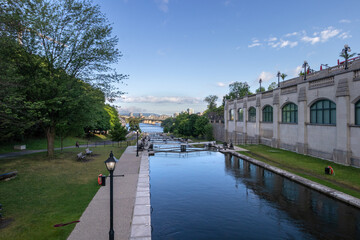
[342,44,351,70]
[136,130,139,157]
[104,151,117,240]
[302,61,308,81]
[259,78,262,92]
[277,71,281,87]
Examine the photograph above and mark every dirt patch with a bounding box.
[0,218,14,229]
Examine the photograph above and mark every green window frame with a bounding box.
[248,107,256,122]
[262,105,273,123]
[310,99,336,125]
[237,108,243,122]
[229,109,234,121]
[356,100,360,125]
[282,103,297,123]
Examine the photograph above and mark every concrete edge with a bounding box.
[130,151,152,240]
[223,149,360,209]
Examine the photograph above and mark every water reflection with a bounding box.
[224,154,360,239]
[150,151,360,240]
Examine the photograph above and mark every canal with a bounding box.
[150,151,360,240]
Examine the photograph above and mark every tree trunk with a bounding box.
[46,125,56,157]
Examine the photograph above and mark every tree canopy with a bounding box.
[224,81,252,100]
[162,113,214,140]
[0,0,125,156]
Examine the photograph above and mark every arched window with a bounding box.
[237,108,243,122]
[262,105,273,122]
[229,109,234,121]
[356,100,360,125]
[310,100,336,125]
[248,107,256,122]
[282,103,297,123]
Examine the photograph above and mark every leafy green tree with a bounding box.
[129,118,141,132]
[267,82,277,90]
[256,86,266,93]
[109,122,127,141]
[1,0,126,156]
[161,117,176,133]
[204,95,218,110]
[204,123,214,140]
[225,82,252,100]
[280,73,287,81]
[104,105,120,128]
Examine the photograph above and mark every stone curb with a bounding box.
[130,151,152,240]
[225,150,360,209]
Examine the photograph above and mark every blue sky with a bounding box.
[93,0,360,115]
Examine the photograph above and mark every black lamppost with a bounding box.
[302,61,308,81]
[104,151,117,240]
[259,78,262,92]
[136,130,139,157]
[277,71,281,87]
[342,44,351,70]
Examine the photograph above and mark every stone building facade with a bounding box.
[224,59,360,167]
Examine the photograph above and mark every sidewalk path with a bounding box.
[67,146,141,240]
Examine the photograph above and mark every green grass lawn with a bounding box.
[239,144,360,199]
[0,134,110,154]
[0,145,125,240]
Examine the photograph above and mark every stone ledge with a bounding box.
[232,151,360,209]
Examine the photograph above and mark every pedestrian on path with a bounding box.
[76,142,79,148]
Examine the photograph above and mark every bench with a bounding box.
[77,152,86,161]
[85,148,93,156]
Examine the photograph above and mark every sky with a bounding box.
[93,0,360,115]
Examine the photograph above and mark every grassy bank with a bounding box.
[238,144,360,199]
[0,145,125,240]
[0,134,110,154]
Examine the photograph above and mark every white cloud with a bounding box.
[248,42,261,48]
[339,19,351,23]
[258,71,274,82]
[285,32,299,37]
[248,39,262,48]
[292,65,302,76]
[320,27,340,41]
[338,31,351,39]
[121,96,202,104]
[155,0,169,13]
[118,106,147,114]
[217,82,226,87]
[302,27,340,44]
[269,39,298,48]
[301,35,320,44]
[267,37,277,42]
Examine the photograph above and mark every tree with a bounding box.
[109,122,127,141]
[224,82,252,100]
[204,95,218,110]
[1,0,126,156]
[256,87,266,93]
[104,105,120,129]
[161,118,176,133]
[129,118,141,132]
[280,73,287,81]
[267,82,277,90]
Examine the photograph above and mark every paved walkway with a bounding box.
[67,146,142,240]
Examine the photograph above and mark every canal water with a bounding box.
[150,151,360,240]
[139,123,163,133]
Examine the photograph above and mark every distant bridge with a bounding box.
[140,118,164,125]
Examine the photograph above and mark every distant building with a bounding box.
[187,108,194,114]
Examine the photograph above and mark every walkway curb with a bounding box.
[130,151,152,239]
